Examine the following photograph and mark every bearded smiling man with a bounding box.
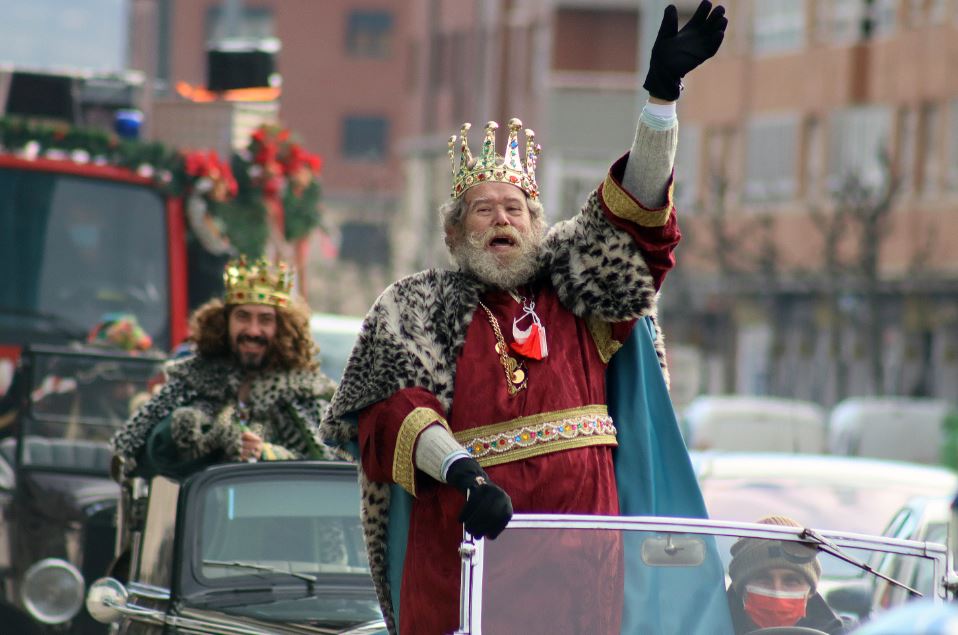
[111,257,335,481]
[321,3,728,633]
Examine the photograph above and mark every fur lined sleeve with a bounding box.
[111,361,201,476]
[539,188,659,324]
[321,270,480,449]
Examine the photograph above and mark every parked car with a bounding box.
[682,395,827,453]
[309,313,363,382]
[86,460,387,634]
[870,495,954,612]
[828,397,954,464]
[0,345,165,634]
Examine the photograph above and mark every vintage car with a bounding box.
[87,458,955,634]
[86,460,387,634]
[453,514,953,634]
[0,345,165,634]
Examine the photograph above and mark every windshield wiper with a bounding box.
[799,528,921,597]
[202,559,316,593]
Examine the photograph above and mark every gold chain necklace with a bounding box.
[478,301,528,395]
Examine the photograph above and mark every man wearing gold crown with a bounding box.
[322,3,728,634]
[111,256,336,480]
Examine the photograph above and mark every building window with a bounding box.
[827,105,893,191]
[207,5,274,43]
[919,103,942,196]
[752,0,806,55]
[816,0,864,43]
[346,10,394,58]
[867,0,899,37]
[896,106,919,194]
[552,8,638,72]
[945,99,958,189]
[802,116,826,199]
[339,221,391,266]
[929,0,949,24]
[342,116,389,160]
[744,116,799,202]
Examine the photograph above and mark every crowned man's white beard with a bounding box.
[451,225,541,289]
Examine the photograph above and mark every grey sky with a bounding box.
[0,0,127,73]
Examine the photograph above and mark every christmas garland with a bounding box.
[0,116,324,258]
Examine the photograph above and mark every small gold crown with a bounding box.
[223,256,294,308]
[448,118,541,200]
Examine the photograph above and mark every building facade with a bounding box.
[395,0,958,408]
[669,0,958,406]
[134,0,411,314]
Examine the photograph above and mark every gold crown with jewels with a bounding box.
[448,118,541,200]
[223,256,293,308]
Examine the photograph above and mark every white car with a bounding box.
[828,397,953,465]
[683,395,827,453]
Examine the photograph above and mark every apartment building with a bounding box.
[670,0,958,405]
[394,0,958,406]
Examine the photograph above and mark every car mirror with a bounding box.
[85,577,128,624]
[640,535,706,567]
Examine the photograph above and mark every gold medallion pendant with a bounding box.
[480,301,528,395]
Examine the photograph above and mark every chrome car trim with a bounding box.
[504,514,948,560]
[127,581,172,601]
[455,529,485,635]
[168,612,298,634]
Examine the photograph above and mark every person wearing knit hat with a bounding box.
[726,515,849,634]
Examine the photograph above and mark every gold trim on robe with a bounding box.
[601,171,674,227]
[394,407,450,496]
[454,405,617,468]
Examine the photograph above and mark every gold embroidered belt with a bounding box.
[453,405,617,468]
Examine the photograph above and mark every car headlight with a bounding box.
[21,558,85,624]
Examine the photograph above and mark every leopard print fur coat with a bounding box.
[321,188,668,634]
[111,355,337,476]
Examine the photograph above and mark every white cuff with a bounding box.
[440,450,472,481]
[644,100,677,118]
[414,423,466,481]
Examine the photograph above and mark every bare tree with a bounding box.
[832,148,902,394]
[808,201,852,402]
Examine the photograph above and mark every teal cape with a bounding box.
[349,317,733,633]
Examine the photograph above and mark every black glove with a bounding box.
[446,457,513,540]
[643,1,728,101]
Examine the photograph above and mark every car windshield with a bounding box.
[699,475,953,580]
[9,348,165,473]
[0,167,170,349]
[463,515,944,635]
[700,477,933,537]
[193,471,380,627]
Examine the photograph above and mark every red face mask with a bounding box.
[743,585,808,628]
